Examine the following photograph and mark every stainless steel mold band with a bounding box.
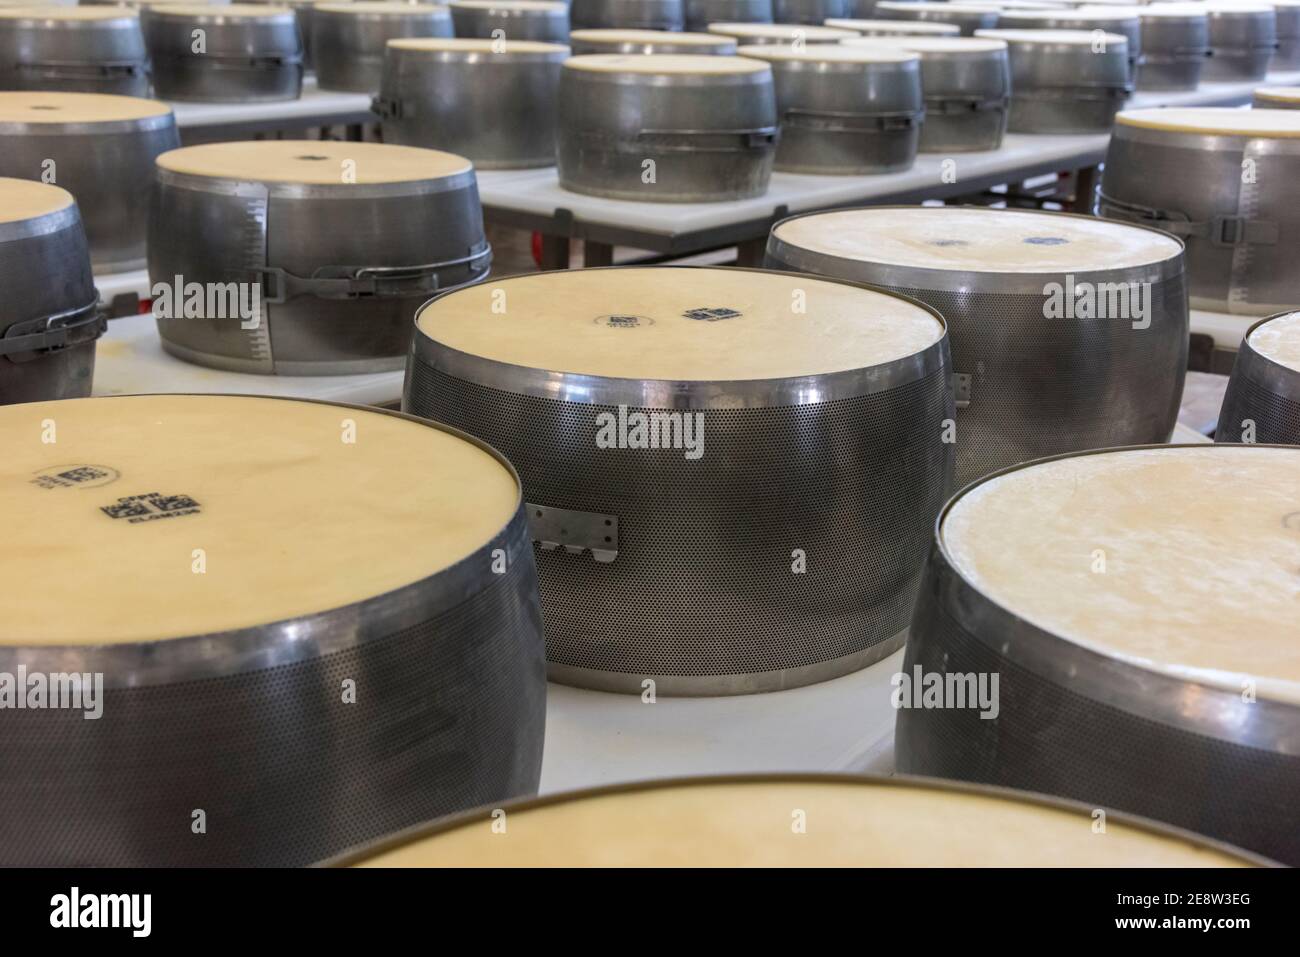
[147,155,490,375]
[141,6,303,102]
[987,31,1131,133]
[1204,6,1276,82]
[569,0,685,30]
[374,42,567,169]
[766,206,1189,489]
[0,10,150,96]
[1099,117,1300,315]
[449,1,570,42]
[0,193,102,406]
[1138,10,1209,92]
[683,0,772,31]
[772,0,848,24]
[1275,3,1300,69]
[313,5,454,93]
[894,444,1300,867]
[998,11,1140,82]
[556,56,778,201]
[0,98,179,273]
[569,29,739,54]
[908,43,1009,152]
[751,50,923,173]
[0,395,545,867]
[403,267,956,696]
[876,2,1000,36]
[1217,312,1300,444]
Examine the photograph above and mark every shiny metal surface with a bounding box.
[750,49,922,173]
[141,6,303,102]
[314,4,453,93]
[1278,4,1300,69]
[0,104,178,273]
[0,396,546,867]
[403,266,956,696]
[0,10,150,96]
[895,444,1300,867]
[375,43,566,169]
[876,2,999,36]
[556,57,778,201]
[1138,10,1208,92]
[766,206,1188,488]
[906,42,1009,152]
[1099,120,1300,315]
[0,199,101,406]
[449,1,569,42]
[772,0,847,24]
[997,10,1139,82]
[148,161,490,375]
[683,0,771,31]
[1204,6,1276,81]
[988,31,1130,133]
[1217,313,1300,444]
[569,0,685,30]
[569,28,737,54]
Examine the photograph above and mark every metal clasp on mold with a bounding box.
[952,373,972,409]
[527,504,618,563]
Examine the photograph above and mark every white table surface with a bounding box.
[167,76,373,132]
[92,313,404,406]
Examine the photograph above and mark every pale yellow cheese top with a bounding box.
[0,395,520,645]
[771,207,1182,273]
[156,140,471,183]
[843,35,1008,53]
[707,22,859,41]
[1255,86,1300,104]
[876,1,1002,11]
[1204,2,1274,14]
[1249,311,1300,372]
[564,53,769,74]
[943,447,1300,703]
[0,6,139,19]
[0,177,74,224]
[387,36,566,52]
[738,43,918,63]
[147,2,292,15]
[1133,2,1207,14]
[354,780,1254,867]
[1117,106,1300,138]
[416,267,943,381]
[975,27,1128,45]
[0,91,171,124]
[315,2,447,13]
[1001,8,1136,21]
[828,18,961,34]
[569,28,735,47]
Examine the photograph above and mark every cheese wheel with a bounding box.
[0,91,171,124]
[348,778,1258,866]
[569,28,732,46]
[144,2,291,15]
[737,43,918,62]
[0,6,138,18]
[975,27,1128,45]
[386,36,566,52]
[315,1,448,12]
[155,139,472,183]
[1248,311,1300,372]
[449,0,564,9]
[0,395,520,645]
[706,22,859,41]
[827,18,961,34]
[770,206,1182,274]
[1117,107,1300,138]
[942,446,1300,703]
[842,35,1008,52]
[0,177,74,224]
[564,52,770,73]
[877,1,1001,11]
[1255,86,1300,105]
[416,267,944,380]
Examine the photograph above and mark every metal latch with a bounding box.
[527,504,618,563]
[952,373,972,409]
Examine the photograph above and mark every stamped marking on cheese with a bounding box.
[30,465,120,491]
[594,314,654,328]
[682,307,743,322]
[100,493,202,524]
